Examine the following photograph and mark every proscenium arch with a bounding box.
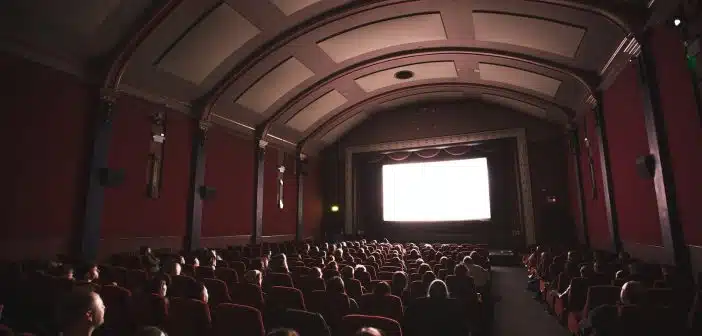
[343,128,536,245]
[250,47,597,139]
[193,0,635,125]
[299,82,574,152]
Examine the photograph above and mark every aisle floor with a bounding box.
[490,266,571,336]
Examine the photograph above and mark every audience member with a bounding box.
[57,288,106,336]
[355,327,384,336]
[134,326,168,336]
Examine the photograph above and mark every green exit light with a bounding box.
[687,55,697,71]
[330,205,340,212]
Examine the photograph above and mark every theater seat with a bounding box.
[167,297,211,336]
[229,283,265,311]
[567,285,619,333]
[212,303,264,336]
[267,286,306,310]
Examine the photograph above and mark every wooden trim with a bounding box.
[252,127,266,245]
[570,128,590,246]
[344,128,535,246]
[185,126,207,251]
[593,94,622,252]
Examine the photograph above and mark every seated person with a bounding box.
[403,280,471,336]
[134,326,168,336]
[140,246,160,273]
[463,256,490,288]
[326,276,359,311]
[57,288,106,336]
[356,327,384,336]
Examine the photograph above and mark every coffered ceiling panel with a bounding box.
[317,13,448,63]
[355,61,459,93]
[320,111,369,143]
[477,63,562,97]
[0,0,649,153]
[156,3,260,85]
[270,0,323,16]
[473,11,586,58]
[286,90,347,132]
[236,57,315,114]
[481,94,548,118]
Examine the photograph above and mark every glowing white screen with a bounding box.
[382,158,491,222]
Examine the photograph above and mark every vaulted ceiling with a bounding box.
[0,0,674,153]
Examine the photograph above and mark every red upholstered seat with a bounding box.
[228,261,247,277]
[196,267,215,280]
[125,269,147,291]
[202,278,231,308]
[214,267,239,286]
[99,284,133,333]
[264,272,294,291]
[341,314,402,336]
[133,293,168,328]
[167,297,211,336]
[229,283,265,311]
[267,286,306,310]
[567,285,620,333]
[170,274,197,298]
[359,293,403,322]
[212,303,264,336]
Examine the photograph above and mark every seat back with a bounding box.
[133,293,168,328]
[212,303,264,336]
[214,267,239,285]
[170,275,196,298]
[582,286,620,319]
[359,294,403,322]
[167,297,211,336]
[99,284,133,333]
[268,286,306,310]
[202,278,231,307]
[229,283,264,310]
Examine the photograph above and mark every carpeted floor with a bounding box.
[490,266,571,336]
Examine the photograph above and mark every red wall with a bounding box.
[603,62,662,245]
[101,96,192,239]
[304,158,323,239]
[651,26,702,246]
[201,126,253,237]
[579,112,611,250]
[0,52,92,258]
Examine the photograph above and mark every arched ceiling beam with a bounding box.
[257,47,596,138]
[104,0,184,92]
[196,0,401,121]
[194,0,634,126]
[299,82,575,151]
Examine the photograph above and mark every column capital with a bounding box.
[100,88,118,103]
[198,120,211,132]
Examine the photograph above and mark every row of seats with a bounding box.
[0,240,492,336]
[525,246,702,335]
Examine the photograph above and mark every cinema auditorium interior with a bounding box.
[2,0,702,335]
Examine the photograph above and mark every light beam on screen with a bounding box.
[382,158,491,222]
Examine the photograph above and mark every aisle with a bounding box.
[490,266,571,336]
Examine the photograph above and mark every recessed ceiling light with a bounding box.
[394,70,414,80]
[674,18,682,27]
